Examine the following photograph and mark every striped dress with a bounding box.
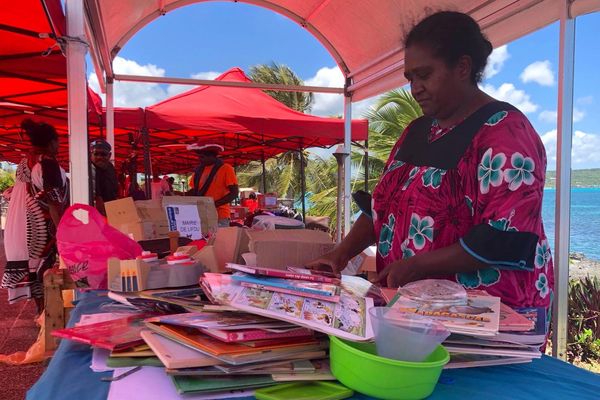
[1,155,68,303]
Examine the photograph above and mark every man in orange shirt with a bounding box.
[187,143,238,227]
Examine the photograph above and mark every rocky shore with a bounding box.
[569,253,600,280]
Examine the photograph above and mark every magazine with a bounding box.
[232,273,341,301]
[495,307,548,346]
[445,353,533,369]
[202,273,374,342]
[388,292,501,337]
[226,263,340,284]
[51,314,148,350]
[499,303,535,332]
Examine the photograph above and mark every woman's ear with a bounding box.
[456,55,473,83]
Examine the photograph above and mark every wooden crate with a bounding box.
[43,268,76,352]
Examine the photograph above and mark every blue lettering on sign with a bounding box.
[166,207,178,231]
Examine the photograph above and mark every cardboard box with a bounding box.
[245,229,335,269]
[191,245,220,273]
[258,193,278,209]
[344,246,377,279]
[212,227,249,272]
[230,206,248,220]
[162,196,218,239]
[105,198,170,241]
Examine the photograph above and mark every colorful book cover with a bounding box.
[233,274,341,302]
[227,263,340,284]
[51,314,147,350]
[202,273,374,342]
[200,326,313,343]
[499,303,535,332]
[146,312,295,331]
[388,292,501,337]
[495,307,548,345]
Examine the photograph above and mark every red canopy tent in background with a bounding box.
[0,0,102,165]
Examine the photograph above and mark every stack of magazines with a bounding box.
[387,281,546,369]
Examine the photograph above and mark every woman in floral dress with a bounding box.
[311,11,553,313]
[1,120,68,312]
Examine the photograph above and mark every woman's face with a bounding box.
[404,43,470,120]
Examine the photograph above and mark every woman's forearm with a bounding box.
[336,213,377,260]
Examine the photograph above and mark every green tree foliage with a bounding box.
[0,168,15,192]
[249,62,313,113]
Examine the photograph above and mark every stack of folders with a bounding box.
[387,290,546,369]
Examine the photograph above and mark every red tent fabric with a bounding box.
[0,0,102,166]
[146,68,367,143]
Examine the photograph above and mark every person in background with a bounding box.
[1,119,68,312]
[187,143,238,227]
[310,11,553,314]
[161,175,173,197]
[241,192,259,213]
[167,177,175,193]
[90,139,118,215]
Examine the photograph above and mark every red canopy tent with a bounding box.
[0,0,102,165]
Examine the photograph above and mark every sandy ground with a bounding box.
[568,253,600,281]
[0,243,46,400]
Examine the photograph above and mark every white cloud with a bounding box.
[541,129,600,169]
[520,60,555,86]
[577,95,593,105]
[538,108,585,124]
[483,45,509,79]
[539,110,558,123]
[304,66,378,118]
[166,71,222,97]
[481,83,538,114]
[88,56,169,107]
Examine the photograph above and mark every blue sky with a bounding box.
[87,2,600,170]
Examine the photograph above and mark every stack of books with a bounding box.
[387,290,546,368]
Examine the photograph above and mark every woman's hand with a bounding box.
[377,257,424,288]
[306,248,350,276]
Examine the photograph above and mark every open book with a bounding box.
[202,273,374,342]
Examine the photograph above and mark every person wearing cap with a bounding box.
[90,139,119,216]
[188,143,238,227]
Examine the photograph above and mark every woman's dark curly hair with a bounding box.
[21,119,58,148]
[405,11,493,84]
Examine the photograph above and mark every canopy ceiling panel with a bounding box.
[84,0,600,101]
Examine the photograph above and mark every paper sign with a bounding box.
[165,204,202,240]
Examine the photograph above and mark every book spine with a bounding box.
[203,327,312,342]
[240,281,339,303]
[256,268,337,284]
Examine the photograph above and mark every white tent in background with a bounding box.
[59,0,600,359]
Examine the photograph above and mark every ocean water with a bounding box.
[542,188,600,260]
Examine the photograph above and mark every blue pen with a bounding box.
[131,268,139,291]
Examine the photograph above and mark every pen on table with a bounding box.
[131,268,139,292]
[121,269,127,292]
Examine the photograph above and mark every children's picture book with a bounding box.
[495,307,548,346]
[145,312,296,331]
[200,326,313,343]
[499,303,535,332]
[232,273,341,302]
[203,275,373,341]
[51,314,148,350]
[140,330,224,369]
[388,292,501,337]
[445,353,533,369]
[226,263,340,284]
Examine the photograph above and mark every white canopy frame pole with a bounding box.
[552,1,576,361]
[66,0,89,205]
[106,78,115,163]
[343,92,352,237]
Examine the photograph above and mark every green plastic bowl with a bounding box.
[329,336,449,400]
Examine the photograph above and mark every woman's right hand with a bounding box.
[306,247,350,276]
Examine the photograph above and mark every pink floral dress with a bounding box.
[371,102,553,312]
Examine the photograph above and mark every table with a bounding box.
[28,292,600,400]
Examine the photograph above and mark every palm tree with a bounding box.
[237,63,317,202]
[249,62,314,112]
[308,89,422,229]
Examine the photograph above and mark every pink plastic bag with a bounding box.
[57,204,143,289]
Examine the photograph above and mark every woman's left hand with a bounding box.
[376,258,424,288]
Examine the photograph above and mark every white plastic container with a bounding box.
[369,307,450,362]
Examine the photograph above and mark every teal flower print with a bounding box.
[504,152,535,191]
[488,217,518,232]
[465,196,474,217]
[378,214,396,258]
[535,273,549,298]
[456,268,501,289]
[422,167,447,189]
[478,148,506,194]
[534,240,551,270]
[485,111,508,126]
[402,166,420,190]
[381,160,404,180]
[408,213,434,250]
[400,239,415,259]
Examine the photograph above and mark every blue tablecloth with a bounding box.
[28,291,600,400]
